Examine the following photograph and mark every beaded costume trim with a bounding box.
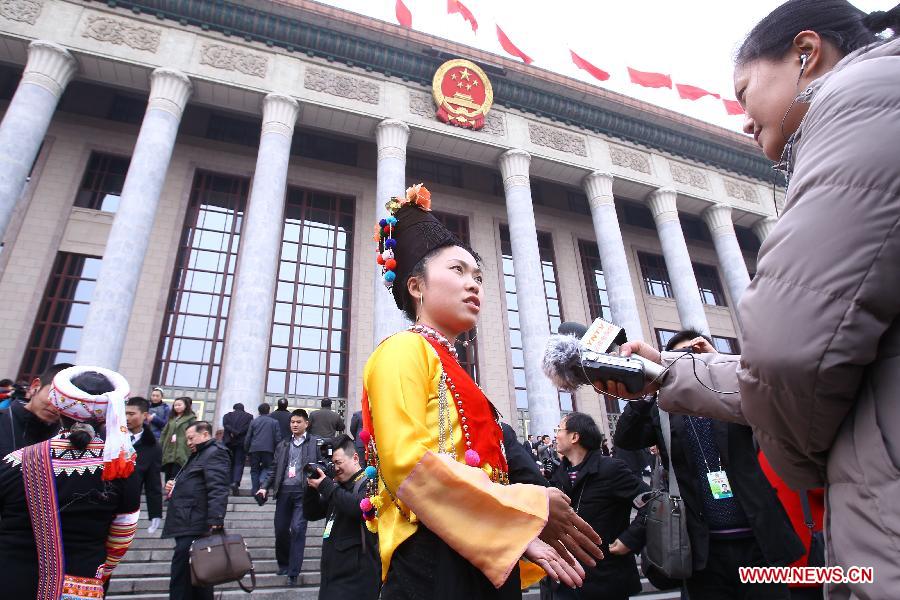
[4,434,106,476]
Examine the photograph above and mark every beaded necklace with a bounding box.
[409,323,458,359]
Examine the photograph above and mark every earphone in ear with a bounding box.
[799,54,809,71]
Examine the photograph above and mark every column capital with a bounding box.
[498,149,531,189]
[701,203,736,238]
[261,93,299,137]
[646,187,679,224]
[22,40,77,98]
[148,68,192,119]
[376,119,410,160]
[753,216,778,243]
[583,171,614,209]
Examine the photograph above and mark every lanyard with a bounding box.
[685,415,721,474]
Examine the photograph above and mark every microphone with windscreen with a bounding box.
[542,318,665,394]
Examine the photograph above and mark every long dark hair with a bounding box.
[66,371,115,451]
[736,0,900,65]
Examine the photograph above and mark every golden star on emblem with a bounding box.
[466,84,472,90]
[450,73,457,80]
[457,81,464,88]
[460,68,471,80]
[472,80,479,87]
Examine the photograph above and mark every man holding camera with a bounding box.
[304,434,380,600]
[259,408,322,585]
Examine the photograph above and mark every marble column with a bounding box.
[373,119,411,344]
[753,217,778,244]
[77,69,192,368]
[0,41,76,241]
[583,172,643,341]
[215,94,300,426]
[646,188,710,335]
[499,149,560,439]
[702,204,751,308]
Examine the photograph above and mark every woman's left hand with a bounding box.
[524,537,585,589]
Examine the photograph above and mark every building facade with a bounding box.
[0,0,781,439]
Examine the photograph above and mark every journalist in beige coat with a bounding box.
[601,3,900,599]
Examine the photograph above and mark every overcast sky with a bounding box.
[311,0,892,133]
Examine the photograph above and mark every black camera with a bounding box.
[303,439,336,479]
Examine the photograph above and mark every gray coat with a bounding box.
[655,38,900,600]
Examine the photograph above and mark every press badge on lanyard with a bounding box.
[323,516,334,539]
[707,470,734,499]
[687,416,734,500]
[288,465,296,478]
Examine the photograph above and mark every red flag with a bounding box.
[496,25,532,64]
[395,0,412,28]
[570,49,610,82]
[723,99,745,115]
[676,83,721,101]
[448,0,478,33]
[627,67,672,89]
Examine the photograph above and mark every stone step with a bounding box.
[123,545,320,562]
[115,558,322,577]
[106,586,677,600]
[137,518,325,531]
[129,535,324,550]
[107,571,322,594]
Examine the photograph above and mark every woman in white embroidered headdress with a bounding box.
[0,366,141,599]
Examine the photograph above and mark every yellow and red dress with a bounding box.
[361,330,550,591]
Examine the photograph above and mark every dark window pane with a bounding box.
[73,152,131,212]
[638,252,673,299]
[407,154,463,188]
[655,329,678,351]
[500,225,571,411]
[712,335,741,354]
[20,252,101,381]
[266,187,354,400]
[153,170,250,389]
[693,263,727,306]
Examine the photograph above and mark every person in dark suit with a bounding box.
[125,397,163,533]
[244,403,282,494]
[349,409,366,459]
[261,409,322,584]
[550,412,650,600]
[271,398,293,441]
[614,329,803,599]
[307,398,345,441]
[502,423,546,487]
[304,434,380,600]
[163,421,231,600]
[222,402,253,494]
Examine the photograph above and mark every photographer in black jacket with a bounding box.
[549,412,649,600]
[162,421,230,600]
[304,434,380,600]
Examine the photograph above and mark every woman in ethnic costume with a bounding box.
[0,366,141,599]
[360,185,600,599]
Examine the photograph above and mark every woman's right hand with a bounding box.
[523,536,585,589]
[539,488,604,566]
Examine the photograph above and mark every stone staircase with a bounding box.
[107,473,680,599]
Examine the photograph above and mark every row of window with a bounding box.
[20,152,739,411]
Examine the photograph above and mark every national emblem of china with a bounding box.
[432,59,493,130]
